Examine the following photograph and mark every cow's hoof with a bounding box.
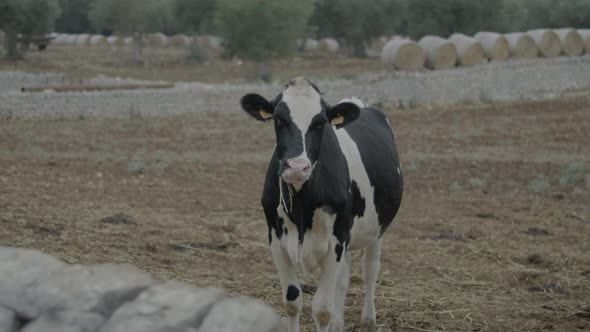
[360,319,376,332]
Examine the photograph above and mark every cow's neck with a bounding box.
[278,126,350,243]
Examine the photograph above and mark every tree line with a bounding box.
[2,0,590,60]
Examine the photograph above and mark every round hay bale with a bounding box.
[169,34,190,48]
[381,39,425,71]
[196,35,223,56]
[303,39,319,53]
[107,36,126,47]
[74,34,91,46]
[554,28,584,56]
[88,35,108,47]
[504,32,538,58]
[63,34,78,45]
[123,37,134,46]
[147,33,168,48]
[473,32,510,61]
[418,35,457,70]
[449,33,486,66]
[318,38,340,53]
[578,29,590,54]
[53,33,69,45]
[527,29,562,57]
[369,36,389,52]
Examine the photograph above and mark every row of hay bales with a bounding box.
[381,28,590,70]
[50,33,223,51]
[300,38,341,54]
[50,33,344,56]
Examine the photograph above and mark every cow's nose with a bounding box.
[282,158,312,184]
[286,159,311,174]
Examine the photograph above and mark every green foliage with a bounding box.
[89,0,174,34]
[311,0,404,56]
[55,0,95,33]
[174,0,216,34]
[215,0,315,61]
[0,0,61,59]
[0,0,61,33]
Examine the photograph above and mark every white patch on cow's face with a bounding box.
[282,77,322,136]
[278,77,323,186]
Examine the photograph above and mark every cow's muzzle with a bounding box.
[281,158,312,184]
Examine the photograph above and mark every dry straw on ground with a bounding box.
[527,29,562,57]
[381,39,425,70]
[449,33,486,66]
[504,32,539,58]
[418,36,457,70]
[554,28,584,56]
[473,32,510,61]
[578,29,590,54]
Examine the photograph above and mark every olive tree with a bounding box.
[0,0,61,59]
[89,0,174,63]
[215,0,315,61]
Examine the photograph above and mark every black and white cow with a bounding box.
[240,77,403,332]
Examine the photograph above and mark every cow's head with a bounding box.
[240,77,360,186]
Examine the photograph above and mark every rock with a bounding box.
[199,296,284,332]
[21,310,104,332]
[0,248,282,332]
[90,286,149,318]
[38,263,153,313]
[0,251,153,319]
[0,306,19,332]
[0,247,66,318]
[99,282,224,332]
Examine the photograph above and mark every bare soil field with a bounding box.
[1,97,589,331]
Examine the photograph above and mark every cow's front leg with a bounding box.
[312,242,346,332]
[270,236,302,332]
[330,252,351,332]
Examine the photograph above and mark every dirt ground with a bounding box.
[1,96,589,331]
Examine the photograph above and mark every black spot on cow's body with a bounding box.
[350,180,365,218]
[335,243,344,262]
[286,285,300,301]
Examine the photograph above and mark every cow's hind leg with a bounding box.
[270,238,302,332]
[361,237,383,332]
[330,252,351,332]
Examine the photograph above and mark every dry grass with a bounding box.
[0,45,382,83]
[0,96,589,331]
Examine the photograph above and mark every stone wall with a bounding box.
[0,247,283,332]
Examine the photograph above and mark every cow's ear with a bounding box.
[327,102,360,128]
[240,93,274,122]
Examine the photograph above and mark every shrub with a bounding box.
[214,0,314,61]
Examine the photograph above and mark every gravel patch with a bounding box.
[1,56,590,119]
